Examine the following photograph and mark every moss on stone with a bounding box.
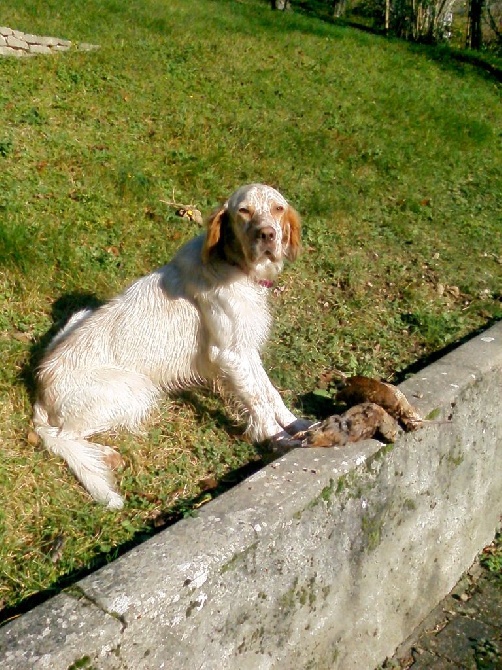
[220,541,258,574]
[68,657,94,670]
[361,508,386,551]
[403,498,417,511]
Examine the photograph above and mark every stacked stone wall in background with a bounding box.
[0,26,98,56]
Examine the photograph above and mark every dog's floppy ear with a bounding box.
[283,206,301,262]
[201,206,227,263]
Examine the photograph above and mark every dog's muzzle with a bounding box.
[254,225,282,260]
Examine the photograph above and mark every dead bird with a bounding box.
[299,402,398,448]
[336,375,424,431]
[295,375,426,449]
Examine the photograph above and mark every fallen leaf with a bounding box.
[27,430,40,446]
[198,476,218,492]
[13,331,32,343]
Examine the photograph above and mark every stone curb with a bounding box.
[0,321,501,669]
[0,26,99,56]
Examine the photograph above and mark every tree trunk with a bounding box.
[270,0,291,10]
[332,0,347,18]
[466,0,484,49]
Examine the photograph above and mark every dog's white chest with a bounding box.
[221,281,272,351]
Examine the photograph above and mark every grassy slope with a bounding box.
[0,0,500,614]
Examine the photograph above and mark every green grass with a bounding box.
[0,0,501,616]
[480,532,502,584]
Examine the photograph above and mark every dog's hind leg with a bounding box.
[34,413,125,509]
[34,368,160,507]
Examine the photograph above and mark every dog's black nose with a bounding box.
[257,227,276,243]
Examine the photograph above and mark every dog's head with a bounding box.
[202,184,301,282]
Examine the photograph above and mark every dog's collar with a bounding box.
[231,263,274,288]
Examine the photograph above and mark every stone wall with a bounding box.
[0,26,98,56]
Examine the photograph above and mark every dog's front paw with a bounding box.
[267,429,303,455]
[284,418,315,436]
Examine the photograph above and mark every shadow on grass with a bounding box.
[394,315,502,384]
[404,42,502,83]
[288,1,502,83]
[0,455,264,629]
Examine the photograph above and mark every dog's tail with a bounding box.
[33,403,124,509]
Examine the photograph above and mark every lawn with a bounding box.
[0,0,500,617]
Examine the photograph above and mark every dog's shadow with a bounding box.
[296,390,342,422]
[21,292,104,402]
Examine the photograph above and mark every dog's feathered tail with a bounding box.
[33,403,124,509]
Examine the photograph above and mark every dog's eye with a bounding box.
[238,207,250,215]
[275,204,285,213]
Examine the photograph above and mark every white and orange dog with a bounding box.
[34,184,309,508]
